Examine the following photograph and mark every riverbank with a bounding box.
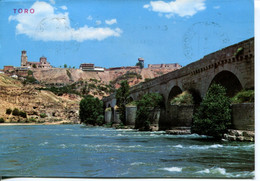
[0,121,77,126]
[0,122,254,142]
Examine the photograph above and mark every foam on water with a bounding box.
[189,144,223,149]
[39,142,48,146]
[59,144,67,148]
[130,162,144,166]
[196,167,254,178]
[160,167,182,172]
[173,144,183,148]
[196,167,226,175]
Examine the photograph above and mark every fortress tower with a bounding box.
[21,50,28,67]
[138,57,144,68]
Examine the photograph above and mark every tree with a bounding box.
[116,80,130,125]
[191,84,231,140]
[79,95,104,125]
[6,108,12,115]
[136,62,144,69]
[28,70,33,76]
[64,64,67,68]
[32,64,37,68]
[135,93,163,130]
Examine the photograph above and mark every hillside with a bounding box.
[0,74,80,124]
[33,67,175,87]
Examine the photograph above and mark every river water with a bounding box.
[0,124,254,178]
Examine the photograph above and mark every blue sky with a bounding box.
[0,0,254,69]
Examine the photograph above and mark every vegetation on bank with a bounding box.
[0,118,5,123]
[135,93,163,130]
[231,89,254,103]
[170,91,194,105]
[6,108,27,118]
[116,80,130,125]
[191,84,231,140]
[79,95,104,125]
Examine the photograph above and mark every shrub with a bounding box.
[79,95,103,125]
[40,113,47,118]
[135,93,163,130]
[170,91,194,105]
[126,101,137,106]
[0,118,5,123]
[191,84,231,140]
[96,115,104,126]
[105,107,112,112]
[12,108,20,116]
[234,47,243,57]
[28,70,33,76]
[231,90,254,103]
[23,76,38,84]
[88,83,97,89]
[6,108,12,115]
[28,117,37,122]
[66,70,72,79]
[19,111,27,118]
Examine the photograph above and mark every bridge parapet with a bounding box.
[104,37,254,107]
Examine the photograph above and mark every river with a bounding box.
[0,124,254,178]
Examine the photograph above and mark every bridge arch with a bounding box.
[188,88,202,105]
[128,96,134,103]
[209,70,243,97]
[167,85,182,106]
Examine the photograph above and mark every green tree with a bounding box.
[191,84,231,140]
[19,111,27,118]
[64,64,67,68]
[6,108,12,115]
[79,95,104,125]
[116,80,130,125]
[136,62,144,69]
[32,64,37,68]
[12,108,20,116]
[28,70,33,76]
[0,118,5,123]
[135,93,163,130]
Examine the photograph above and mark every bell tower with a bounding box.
[21,50,28,67]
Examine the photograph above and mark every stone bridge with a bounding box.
[103,37,254,130]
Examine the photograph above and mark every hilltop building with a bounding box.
[80,63,104,72]
[138,57,144,68]
[21,50,52,68]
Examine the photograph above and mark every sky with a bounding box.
[0,0,254,69]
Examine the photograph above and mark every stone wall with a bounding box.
[113,110,121,124]
[125,106,137,125]
[231,103,254,131]
[160,105,194,130]
[105,110,112,124]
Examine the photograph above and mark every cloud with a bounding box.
[49,0,55,4]
[96,20,102,25]
[9,1,122,42]
[87,15,93,20]
[144,0,206,18]
[105,19,117,25]
[60,5,67,10]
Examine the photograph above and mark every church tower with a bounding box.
[21,50,28,67]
